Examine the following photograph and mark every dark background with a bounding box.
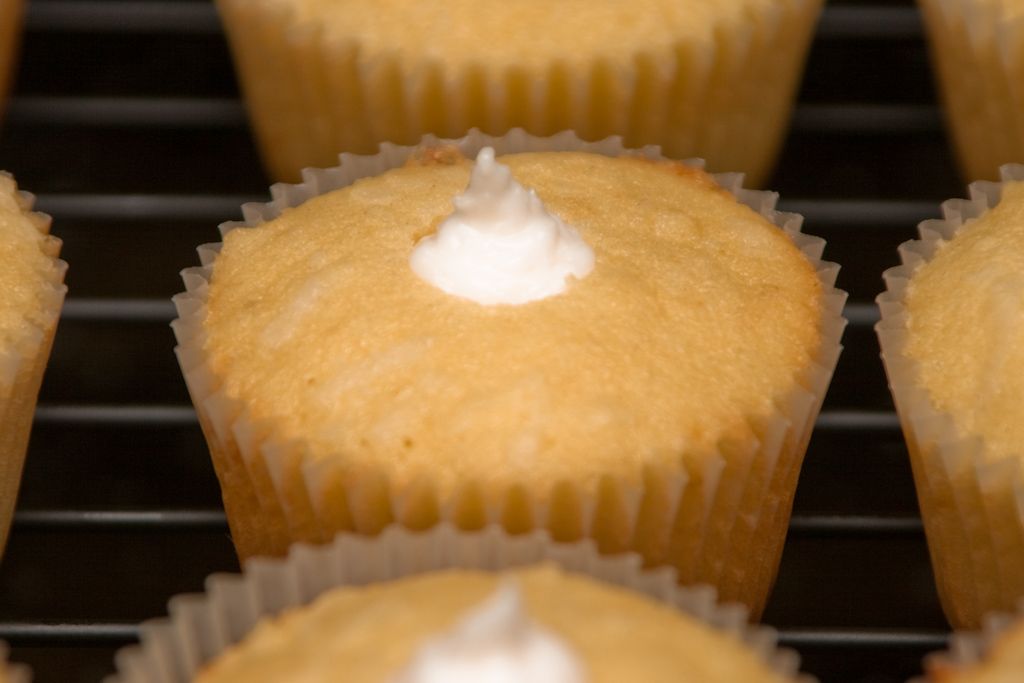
[0,0,968,681]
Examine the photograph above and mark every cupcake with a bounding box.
[921,602,1024,681]
[877,164,1024,628]
[173,130,845,616]
[0,643,29,683]
[216,0,823,186]
[918,0,1024,181]
[107,525,812,683]
[0,0,25,120]
[0,173,66,559]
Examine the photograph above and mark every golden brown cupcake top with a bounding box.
[204,150,823,498]
[194,565,792,683]
[905,181,1024,463]
[0,174,63,362]
[273,0,777,70]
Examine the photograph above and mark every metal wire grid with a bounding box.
[0,1,964,681]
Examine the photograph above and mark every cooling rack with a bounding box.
[0,1,965,680]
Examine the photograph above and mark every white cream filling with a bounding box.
[410,147,594,305]
[390,582,588,683]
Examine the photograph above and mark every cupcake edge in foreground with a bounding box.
[216,0,823,186]
[877,164,1024,628]
[0,172,67,559]
[173,130,846,616]
[106,525,812,683]
[921,601,1024,682]
[0,642,29,683]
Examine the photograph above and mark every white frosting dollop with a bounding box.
[390,582,588,683]
[409,147,595,305]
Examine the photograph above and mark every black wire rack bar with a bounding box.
[792,104,941,134]
[60,299,177,323]
[7,97,244,128]
[56,298,881,326]
[816,7,922,39]
[778,200,937,229]
[844,304,879,326]
[10,509,921,537]
[779,630,947,650]
[33,194,262,222]
[31,402,896,431]
[26,1,222,34]
[32,404,194,426]
[12,509,228,531]
[0,621,948,650]
[7,97,942,135]
[25,2,923,41]
[814,411,898,430]
[788,515,923,537]
[30,193,938,228]
[0,623,139,645]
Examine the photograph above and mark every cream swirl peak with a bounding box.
[390,581,588,683]
[410,147,594,305]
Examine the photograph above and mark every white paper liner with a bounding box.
[0,642,30,683]
[0,0,24,123]
[216,0,822,186]
[918,0,1024,181]
[912,600,1024,681]
[0,173,67,559]
[172,129,847,617]
[104,524,814,683]
[876,163,1024,629]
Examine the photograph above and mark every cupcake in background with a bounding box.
[106,526,813,683]
[172,130,845,617]
[877,164,1024,628]
[0,173,66,559]
[216,0,823,185]
[0,0,25,121]
[0,643,29,683]
[921,602,1024,682]
[918,0,1024,181]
